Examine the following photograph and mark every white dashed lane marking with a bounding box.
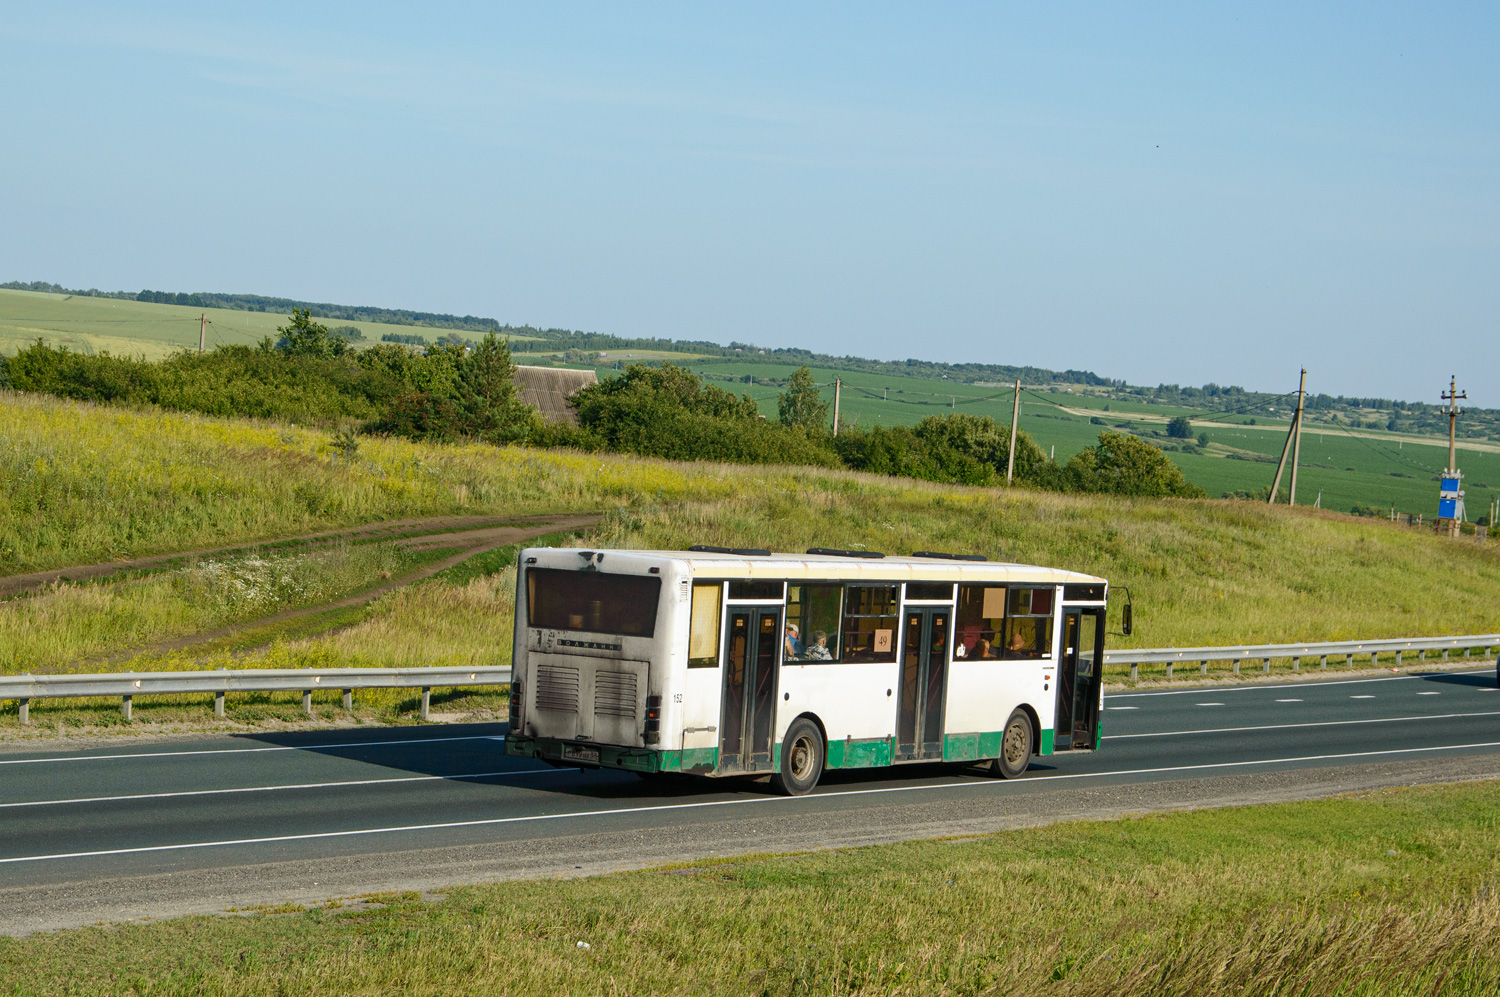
[1106,706,1139,711]
[1195,703,1225,707]
[1417,691,1441,696]
[1275,698,1304,703]
[1351,695,1376,699]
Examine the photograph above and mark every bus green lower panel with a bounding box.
[1040,727,1055,755]
[660,746,719,774]
[942,731,1006,763]
[505,735,719,775]
[825,737,894,769]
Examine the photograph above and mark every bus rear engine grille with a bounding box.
[535,665,581,714]
[594,671,638,719]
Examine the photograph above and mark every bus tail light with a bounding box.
[508,680,523,728]
[644,695,661,744]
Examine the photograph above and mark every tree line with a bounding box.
[0,314,1204,499]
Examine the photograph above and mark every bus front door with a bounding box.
[897,608,950,761]
[1056,609,1102,749]
[718,608,781,774]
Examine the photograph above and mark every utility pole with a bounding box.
[1288,368,1306,506]
[1268,369,1305,505]
[1006,379,1021,485]
[199,312,206,354]
[1442,375,1466,477]
[832,378,842,437]
[1440,375,1467,536]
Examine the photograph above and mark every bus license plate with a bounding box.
[563,745,599,763]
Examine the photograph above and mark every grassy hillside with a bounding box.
[4,780,1499,995]
[0,289,541,360]
[4,392,1499,654]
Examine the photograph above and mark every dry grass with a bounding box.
[2,779,1498,995]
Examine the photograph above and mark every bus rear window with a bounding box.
[526,568,661,637]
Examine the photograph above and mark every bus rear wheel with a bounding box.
[771,718,824,797]
[989,709,1033,779]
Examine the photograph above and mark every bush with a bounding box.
[1063,431,1207,498]
[572,363,838,466]
[1166,416,1192,438]
[835,414,1052,487]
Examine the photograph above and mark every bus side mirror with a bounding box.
[1122,603,1133,637]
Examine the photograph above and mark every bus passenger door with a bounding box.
[897,608,950,761]
[1056,609,1101,750]
[719,608,782,774]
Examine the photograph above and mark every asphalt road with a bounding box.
[2,667,1498,935]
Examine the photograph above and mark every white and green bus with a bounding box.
[506,546,1113,795]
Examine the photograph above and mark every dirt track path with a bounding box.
[20,514,601,674]
[0,514,591,599]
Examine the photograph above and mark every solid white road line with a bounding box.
[0,734,505,767]
[6,740,1500,866]
[1105,710,1500,740]
[1105,668,1493,700]
[0,769,560,810]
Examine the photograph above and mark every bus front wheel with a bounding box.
[990,709,1033,779]
[772,718,824,797]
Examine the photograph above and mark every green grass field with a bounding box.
[3,779,1498,995]
[0,289,542,360]
[679,360,1500,517]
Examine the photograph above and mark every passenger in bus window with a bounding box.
[808,630,833,661]
[1007,630,1028,655]
[973,638,995,659]
[784,623,803,660]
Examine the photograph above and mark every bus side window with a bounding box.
[955,584,1005,659]
[688,583,722,668]
[787,584,843,662]
[1001,587,1055,658]
[841,585,899,663]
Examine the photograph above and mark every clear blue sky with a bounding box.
[2,3,1495,404]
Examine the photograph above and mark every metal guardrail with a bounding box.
[1104,634,1500,681]
[2,633,1498,724]
[0,665,512,724]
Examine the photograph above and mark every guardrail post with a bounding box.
[301,690,313,716]
[420,687,432,720]
[1263,657,1271,674]
[1370,652,1378,667]
[1129,663,1138,682]
[1233,659,1240,675]
[17,698,28,725]
[1319,655,1327,669]
[1201,659,1208,675]
[1292,656,1300,672]
[122,695,132,721]
[1463,648,1470,660]
[342,689,353,711]
[1419,650,1426,663]
[214,692,225,718]
[1165,662,1173,679]
[1345,653,1352,668]
[1395,650,1402,667]
[1441,648,1448,661]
